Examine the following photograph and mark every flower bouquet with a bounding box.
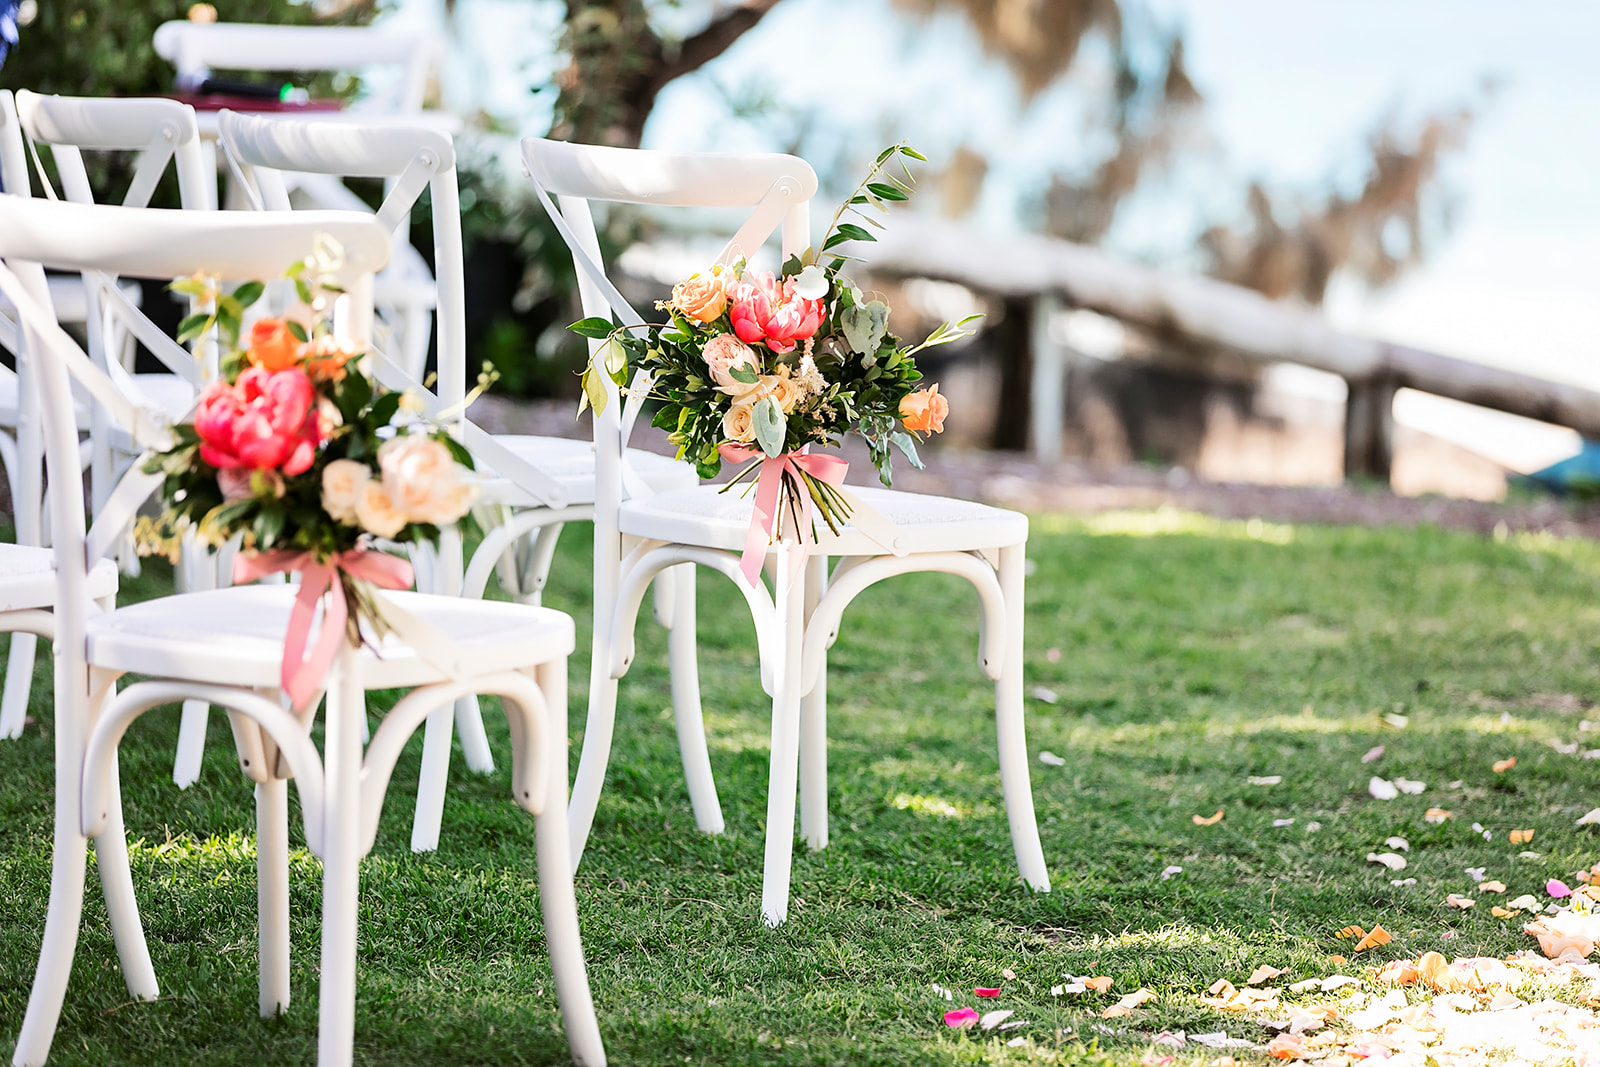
[574,145,975,576]
[138,244,477,707]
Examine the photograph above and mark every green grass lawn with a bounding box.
[3,509,1600,1065]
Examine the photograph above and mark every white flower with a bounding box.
[377,434,475,527]
[320,459,371,524]
[354,479,407,539]
[793,264,829,300]
[794,352,827,396]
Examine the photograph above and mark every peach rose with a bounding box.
[759,372,802,414]
[354,479,407,539]
[320,459,372,525]
[671,267,729,324]
[702,333,757,390]
[377,435,475,526]
[247,318,304,373]
[899,383,948,434]
[722,402,757,443]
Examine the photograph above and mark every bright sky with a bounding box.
[404,0,1600,469]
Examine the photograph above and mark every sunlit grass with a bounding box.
[2,513,1600,1064]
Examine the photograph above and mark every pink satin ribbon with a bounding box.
[233,547,415,710]
[718,443,849,587]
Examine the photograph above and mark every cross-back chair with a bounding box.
[0,196,604,1067]
[522,136,1052,925]
[216,109,707,854]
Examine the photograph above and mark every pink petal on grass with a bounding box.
[944,1007,979,1028]
[975,987,1002,997]
[1362,745,1385,763]
[1549,879,1574,898]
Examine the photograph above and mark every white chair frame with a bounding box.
[216,110,707,855]
[522,136,1053,925]
[0,197,604,1067]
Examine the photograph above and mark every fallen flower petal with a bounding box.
[1029,686,1058,704]
[1247,775,1282,786]
[1493,757,1517,772]
[979,1009,1014,1030]
[1117,989,1156,1009]
[944,1007,979,1028]
[974,987,1002,997]
[1193,809,1225,826]
[1037,751,1066,767]
[1383,712,1409,729]
[1083,976,1114,993]
[1509,828,1535,844]
[1355,926,1393,951]
[1247,965,1285,985]
[1161,865,1183,880]
[1492,905,1516,917]
[1325,954,1346,965]
[1391,877,1417,886]
[1362,744,1385,763]
[1394,777,1426,794]
[1368,852,1407,871]
[1049,985,1064,996]
[1265,1032,1309,1060]
[1481,880,1507,893]
[1272,818,1295,827]
[1208,978,1237,997]
[1335,925,1367,940]
[1385,836,1410,851]
[1550,879,1574,897]
[1508,893,1540,910]
[1100,1004,1131,1019]
[1002,968,1016,980]
[1425,807,1452,824]
[1576,808,1600,826]
[1369,777,1399,800]
[1466,867,1486,882]
[1445,893,1475,909]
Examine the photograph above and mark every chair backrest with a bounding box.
[0,89,27,200]
[220,110,568,510]
[0,196,389,689]
[154,21,440,115]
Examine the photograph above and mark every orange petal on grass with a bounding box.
[1193,809,1225,826]
[1208,979,1237,997]
[1377,958,1420,984]
[1100,1004,1132,1018]
[1481,880,1507,893]
[1417,951,1450,990]
[1335,925,1367,940]
[1425,807,1452,824]
[1247,965,1285,986]
[1492,906,1516,918]
[1265,1033,1310,1060]
[1355,925,1393,951]
[1509,829,1535,845]
[1326,954,1347,965]
[1445,894,1476,910]
[1493,757,1517,773]
[1083,976,1114,994]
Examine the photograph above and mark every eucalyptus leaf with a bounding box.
[841,301,890,356]
[890,431,924,471]
[753,395,786,458]
[728,363,758,385]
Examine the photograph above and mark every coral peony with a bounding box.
[246,318,304,372]
[899,383,949,434]
[195,367,320,475]
[728,272,823,354]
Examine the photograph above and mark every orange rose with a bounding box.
[247,318,303,372]
[899,383,948,434]
[671,268,729,324]
[305,334,361,382]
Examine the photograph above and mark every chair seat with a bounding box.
[0,544,118,611]
[619,482,1028,556]
[87,584,575,691]
[480,435,698,507]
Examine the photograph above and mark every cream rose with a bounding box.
[702,333,758,390]
[760,372,803,414]
[377,434,475,526]
[354,480,407,539]
[722,401,757,443]
[320,459,372,524]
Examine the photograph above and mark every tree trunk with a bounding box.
[991,296,1033,451]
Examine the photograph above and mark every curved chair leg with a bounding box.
[531,659,606,1066]
[97,751,158,1000]
[799,555,828,851]
[318,653,364,1067]
[996,544,1050,892]
[0,633,38,739]
[567,639,620,871]
[760,545,808,927]
[667,563,723,835]
[257,777,291,1017]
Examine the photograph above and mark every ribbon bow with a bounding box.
[234,547,415,710]
[717,443,850,587]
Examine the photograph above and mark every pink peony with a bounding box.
[728,272,824,354]
[195,366,320,476]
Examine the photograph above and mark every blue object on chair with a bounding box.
[1522,439,1600,495]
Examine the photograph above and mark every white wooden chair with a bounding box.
[215,110,707,854]
[0,197,604,1067]
[522,136,1053,925]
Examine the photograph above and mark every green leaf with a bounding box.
[175,312,213,344]
[753,395,786,458]
[341,370,372,414]
[899,146,928,161]
[294,278,314,305]
[440,433,475,471]
[168,276,211,298]
[232,281,265,308]
[567,317,616,339]
[286,320,309,343]
[369,391,403,428]
[824,223,876,249]
[254,505,285,549]
[890,431,924,471]
[599,337,628,378]
[579,365,608,417]
[728,363,758,385]
[841,301,890,357]
[866,182,909,202]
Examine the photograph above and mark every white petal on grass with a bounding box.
[1321,975,1361,992]
[1391,878,1417,886]
[1038,751,1066,767]
[1190,1032,1254,1049]
[1247,775,1282,786]
[1289,978,1321,992]
[1006,1037,1027,1047]
[1369,777,1399,800]
[931,982,954,1001]
[1029,686,1059,704]
[1386,836,1410,851]
[1394,777,1426,794]
[1368,852,1408,871]
[998,1021,1028,1031]
[1273,818,1295,827]
[1577,808,1600,826]
[1508,894,1540,910]
[1466,867,1486,882]
[1305,821,1322,832]
[979,1009,1015,1030]
[1161,865,1183,880]
[1383,712,1409,728]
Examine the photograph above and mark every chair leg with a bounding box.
[533,659,606,1066]
[996,544,1050,893]
[799,555,828,851]
[567,648,619,872]
[760,546,808,927]
[0,632,37,739]
[409,704,453,854]
[257,778,291,1017]
[666,563,723,835]
[96,752,158,1000]
[172,701,209,788]
[318,655,363,1067]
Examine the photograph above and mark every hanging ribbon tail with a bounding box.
[283,562,343,712]
[741,457,788,587]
